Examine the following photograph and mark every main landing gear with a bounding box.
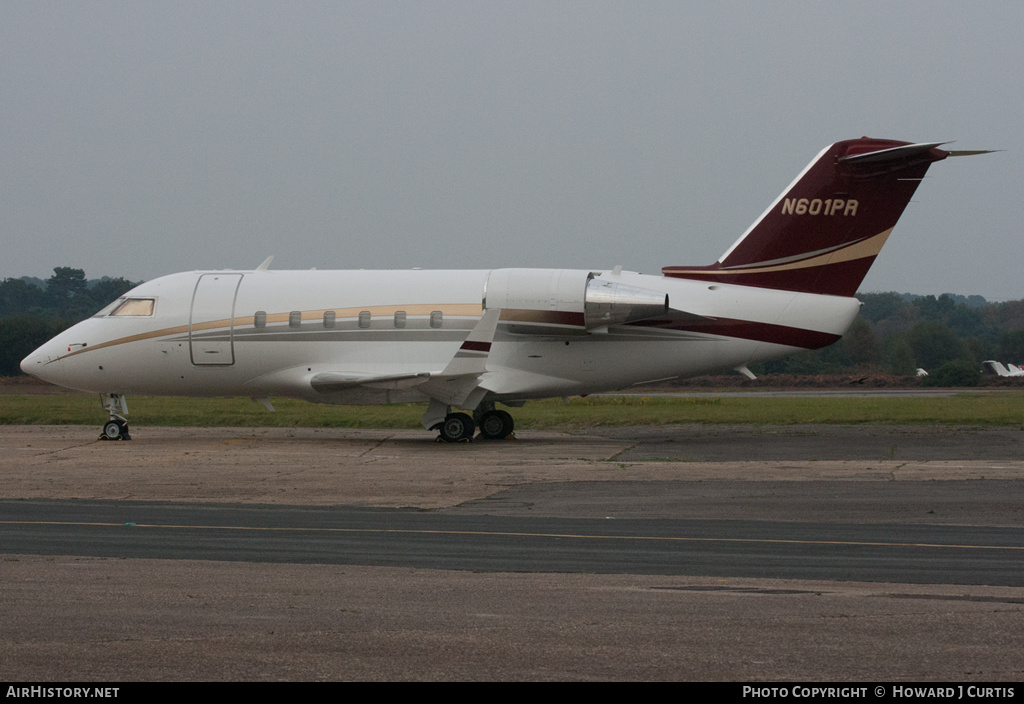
[98,393,131,441]
[438,412,475,443]
[432,403,516,443]
[478,408,514,440]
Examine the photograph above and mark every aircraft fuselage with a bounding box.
[21,267,859,405]
[21,137,982,441]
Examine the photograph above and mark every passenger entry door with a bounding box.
[190,274,243,365]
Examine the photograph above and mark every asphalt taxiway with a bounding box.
[1,424,1022,680]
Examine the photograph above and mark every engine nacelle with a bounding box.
[484,268,668,334]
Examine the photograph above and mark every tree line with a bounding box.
[3,268,1024,383]
[752,292,1024,385]
[0,268,137,376]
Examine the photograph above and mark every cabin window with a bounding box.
[323,311,336,329]
[394,311,406,329]
[108,298,155,317]
[254,311,267,328]
[358,311,371,328]
[430,311,443,328]
[289,311,302,328]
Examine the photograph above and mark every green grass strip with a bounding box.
[2,392,1022,428]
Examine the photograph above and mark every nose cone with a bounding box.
[20,342,67,387]
[20,351,37,375]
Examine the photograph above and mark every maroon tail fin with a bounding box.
[662,138,950,296]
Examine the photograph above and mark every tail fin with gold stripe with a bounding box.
[663,138,963,296]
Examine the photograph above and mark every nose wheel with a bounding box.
[101,419,131,441]
[98,393,132,441]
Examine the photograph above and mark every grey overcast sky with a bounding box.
[2,1,1022,299]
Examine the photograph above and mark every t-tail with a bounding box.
[663,138,986,297]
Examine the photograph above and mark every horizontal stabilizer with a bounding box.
[947,149,1001,157]
[836,141,948,166]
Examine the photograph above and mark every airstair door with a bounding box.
[189,273,243,365]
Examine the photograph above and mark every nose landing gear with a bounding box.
[98,393,131,441]
[101,419,131,441]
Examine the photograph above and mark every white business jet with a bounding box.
[981,361,1024,378]
[20,138,989,442]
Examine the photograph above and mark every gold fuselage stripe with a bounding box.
[54,303,484,362]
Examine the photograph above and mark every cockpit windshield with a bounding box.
[94,297,156,317]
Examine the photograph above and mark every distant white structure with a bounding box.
[981,361,1024,377]
[916,368,929,377]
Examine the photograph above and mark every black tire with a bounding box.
[439,412,475,443]
[479,409,514,440]
[102,420,125,440]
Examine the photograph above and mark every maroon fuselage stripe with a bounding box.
[663,257,879,297]
[627,316,840,350]
[461,341,492,352]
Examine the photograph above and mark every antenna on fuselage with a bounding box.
[256,256,275,271]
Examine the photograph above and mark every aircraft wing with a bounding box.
[309,308,502,405]
[309,371,433,393]
[416,307,501,407]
